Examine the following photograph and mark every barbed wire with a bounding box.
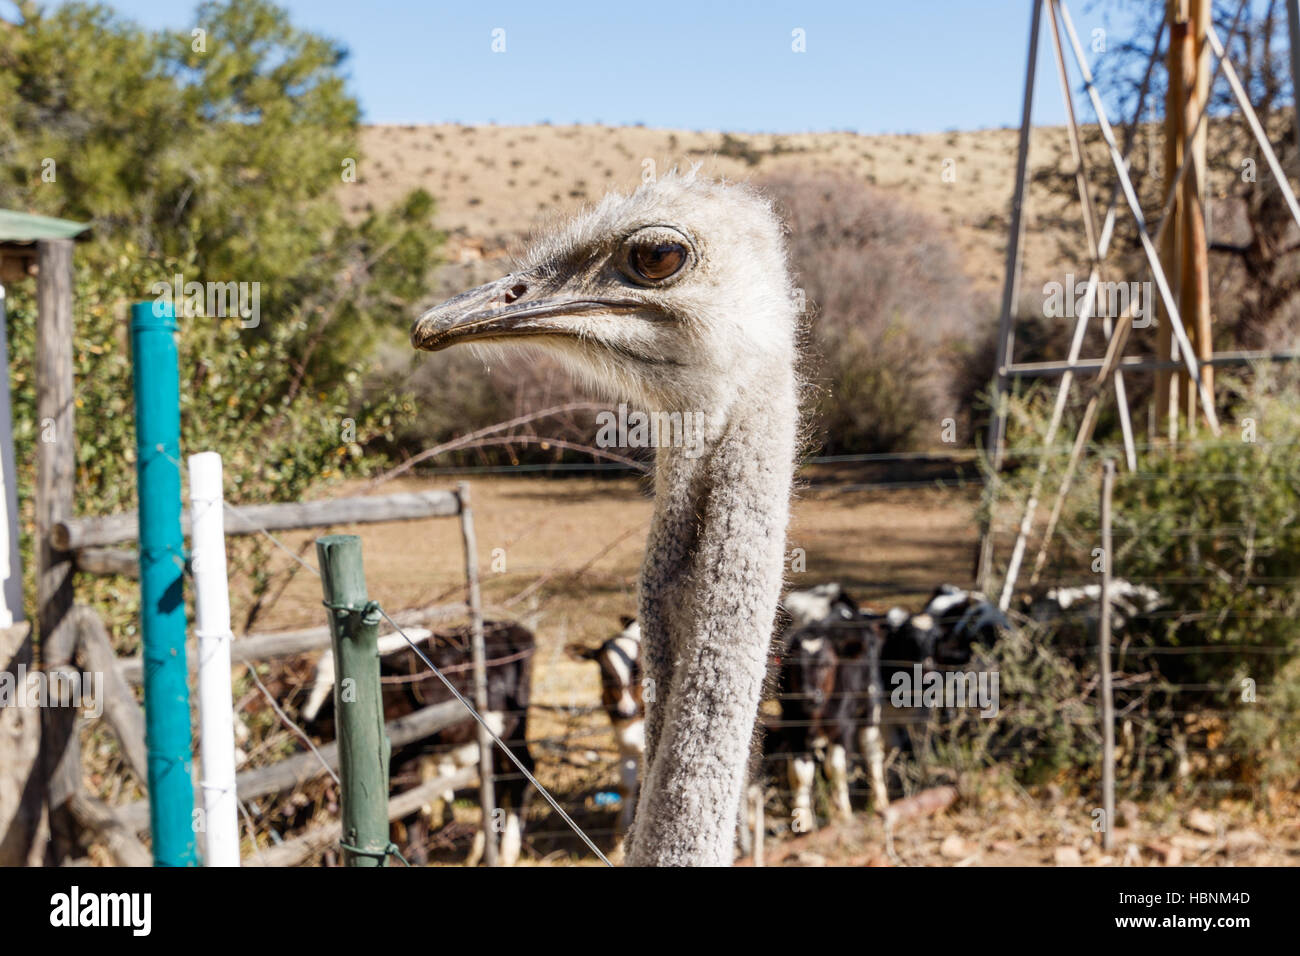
[216,488,613,867]
[243,655,340,788]
[142,444,1295,859]
[140,444,614,867]
[376,437,1300,478]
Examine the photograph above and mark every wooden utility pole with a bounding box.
[458,482,497,867]
[1158,0,1213,439]
[1182,0,1213,427]
[1157,1,1185,439]
[36,237,80,863]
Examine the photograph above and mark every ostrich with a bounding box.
[411,171,799,866]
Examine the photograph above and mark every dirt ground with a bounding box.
[215,473,1299,867]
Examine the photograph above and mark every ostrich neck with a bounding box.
[625,377,796,866]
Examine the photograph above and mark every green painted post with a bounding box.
[316,534,391,867]
[130,300,197,866]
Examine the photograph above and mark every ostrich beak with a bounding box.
[411,275,641,352]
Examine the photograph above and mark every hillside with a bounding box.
[348,123,1104,303]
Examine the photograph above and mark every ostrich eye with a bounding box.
[629,241,687,282]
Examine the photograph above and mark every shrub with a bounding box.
[982,371,1300,795]
[4,252,409,642]
[761,173,993,454]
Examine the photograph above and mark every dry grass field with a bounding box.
[216,472,985,864]
[239,119,1298,866]
[83,120,1300,867]
[348,122,1104,301]
[215,473,1299,867]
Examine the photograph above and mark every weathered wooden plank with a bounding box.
[53,489,461,550]
[116,602,464,685]
[74,547,139,578]
[68,792,152,867]
[36,237,80,863]
[458,482,497,866]
[74,606,148,785]
[0,623,43,865]
[244,766,478,867]
[117,697,469,832]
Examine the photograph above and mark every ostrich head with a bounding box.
[412,171,797,417]
[413,171,800,867]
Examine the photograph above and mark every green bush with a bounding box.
[981,373,1300,795]
[4,249,411,645]
[761,173,994,454]
[1,0,441,393]
[0,0,438,639]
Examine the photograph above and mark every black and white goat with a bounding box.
[304,620,536,866]
[922,584,1010,667]
[771,584,879,824]
[1021,580,1164,636]
[772,583,1011,822]
[565,617,645,835]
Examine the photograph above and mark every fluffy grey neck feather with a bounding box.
[624,377,796,866]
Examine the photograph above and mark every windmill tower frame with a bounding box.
[976,0,1300,606]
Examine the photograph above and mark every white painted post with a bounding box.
[0,283,25,628]
[188,452,239,866]
[1099,459,1115,852]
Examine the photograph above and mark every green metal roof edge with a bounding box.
[0,209,91,242]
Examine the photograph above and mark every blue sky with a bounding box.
[40,0,1155,133]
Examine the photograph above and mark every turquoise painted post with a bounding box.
[131,300,197,866]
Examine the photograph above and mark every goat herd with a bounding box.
[298,579,1162,864]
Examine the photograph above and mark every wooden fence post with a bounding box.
[1099,459,1116,852]
[457,482,498,866]
[35,237,80,863]
[863,630,890,815]
[316,534,391,867]
[736,782,752,858]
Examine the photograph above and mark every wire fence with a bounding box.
[110,445,619,867]
[87,430,1298,864]
[970,430,1300,822]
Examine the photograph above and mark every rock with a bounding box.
[1116,800,1140,828]
[882,786,958,823]
[794,851,827,867]
[1107,826,1134,845]
[940,834,970,859]
[1224,829,1265,855]
[1054,845,1083,866]
[1145,841,1183,866]
[1171,834,1211,853]
[1185,809,1217,835]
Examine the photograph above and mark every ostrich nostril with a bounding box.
[504,282,527,305]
